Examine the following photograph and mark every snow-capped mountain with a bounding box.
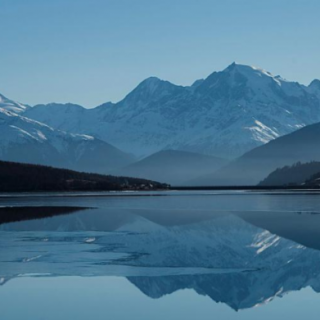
[24,63,320,159]
[0,92,30,113]
[0,107,134,173]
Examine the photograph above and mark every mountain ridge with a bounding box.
[0,107,135,174]
[0,93,30,114]
[23,63,320,159]
[191,121,320,186]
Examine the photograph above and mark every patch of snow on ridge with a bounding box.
[0,93,29,114]
[71,134,95,141]
[9,126,46,143]
[245,120,280,143]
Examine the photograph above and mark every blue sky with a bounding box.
[1,0,319,108]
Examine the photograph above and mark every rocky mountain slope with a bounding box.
[191,121,320,186]
[0,107,134,174]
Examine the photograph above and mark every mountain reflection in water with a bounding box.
[1,204,320,311]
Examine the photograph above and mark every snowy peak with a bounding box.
[196,63,259,99]
[120,76,185,107]
[223,62,285,83]
[194,62,318,127]
[199,62,291,99]
[223,62,273,77]
[0,93,29,114]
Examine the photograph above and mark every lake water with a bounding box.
[1,190,320,319]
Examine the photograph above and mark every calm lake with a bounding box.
[1,190,320,319]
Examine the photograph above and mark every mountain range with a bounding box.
[22,63,320,160]
[1,62,320,185]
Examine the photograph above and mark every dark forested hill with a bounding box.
[259,162,320,186]
[0,161,169,192]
